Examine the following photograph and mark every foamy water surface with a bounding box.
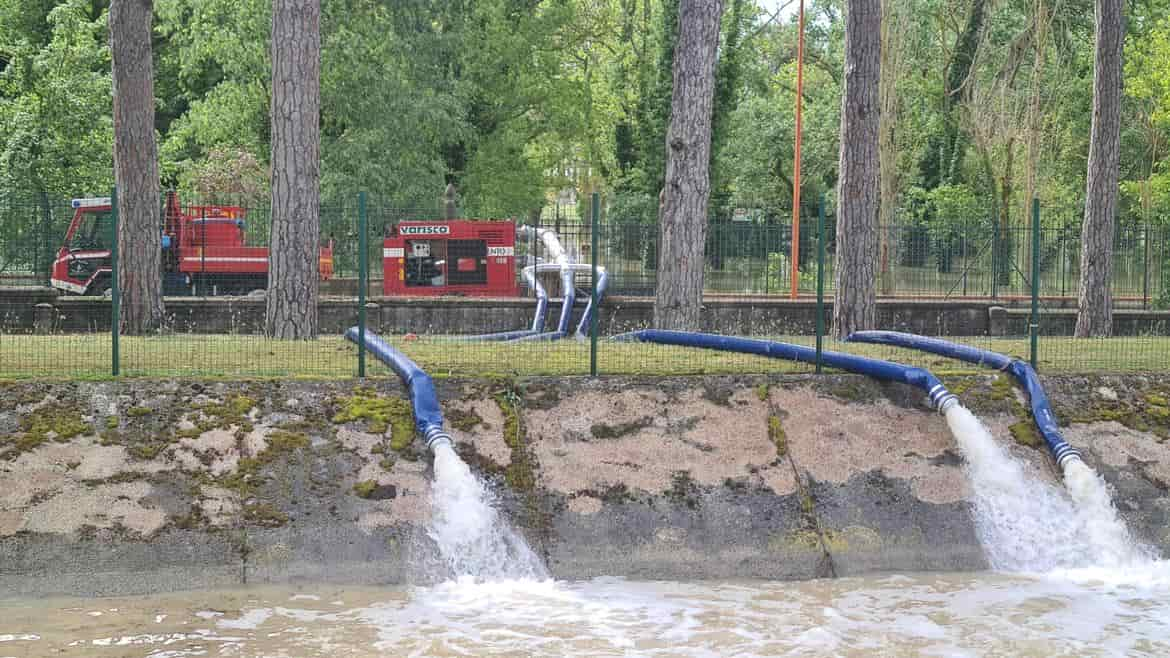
[2,571,1169,657]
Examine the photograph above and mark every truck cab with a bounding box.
[51,193,335,296]
[50,197,115,295]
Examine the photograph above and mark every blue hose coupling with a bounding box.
[1053,443,1083,469]
[424,426,453,452]
[928,384,959,414]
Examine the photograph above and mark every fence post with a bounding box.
[816,194,825,373]
[357,192,367,378]
[590,192,599,377]
[1143,221,1151,309]
[110,186,120,377]
[991,211,1000,300]
[1030,198,1040,370]
[39,191,52,286]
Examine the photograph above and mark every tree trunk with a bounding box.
[998,136,1015,287]
[110,0,163,335]
[1075,0,1123,338]
[878,0,905,296]
[1022,0,1051,276]
[833,0,881,339]
[266,0,321,340]
[653,0,723,330]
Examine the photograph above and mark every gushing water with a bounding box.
[942,404,1152,572]
[1061,459,1153,567]
[426,443,548,581]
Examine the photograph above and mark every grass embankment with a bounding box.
[0,334,1167,379]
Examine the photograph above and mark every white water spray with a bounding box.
[942,405,1151,572]
[1061,459,1153,567]
[426,443,549,582]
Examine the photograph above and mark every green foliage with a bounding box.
[766,251,816,292]
[1,0,1167,268]
[0,0,113,200]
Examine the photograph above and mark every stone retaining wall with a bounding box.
[1,374,1167,598]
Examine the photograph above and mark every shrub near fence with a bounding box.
[0,192,1167,378]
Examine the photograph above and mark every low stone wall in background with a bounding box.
[2,287,1168,337]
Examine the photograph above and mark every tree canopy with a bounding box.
[1,0,1167,231]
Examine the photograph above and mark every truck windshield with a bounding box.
[69,211,113,251]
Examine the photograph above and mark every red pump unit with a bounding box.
[383,220,518,297]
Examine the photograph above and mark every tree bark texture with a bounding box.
[1022,0,1053,276]
[1075,0,1123,338]
[878,0,905,295]
[267,0,321,340]
[833,0,881,339]
[110,0,163,334]
[653,0,723,330]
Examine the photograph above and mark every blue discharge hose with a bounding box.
[614,330,960,413]
[845,331,1082,468]
[344,327,452,452]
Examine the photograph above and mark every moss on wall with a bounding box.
[3,403,90,457]
[447,407,484,432]
[331,387,414,451]
[1009,421,1043,448]
[590,417,654,439]
[1061,383,1170,441]
[768,415,788,458]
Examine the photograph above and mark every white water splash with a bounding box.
[942,405,1152,572]
[1061,459,1153,567]
[426,443,548,581]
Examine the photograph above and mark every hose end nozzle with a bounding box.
[423,427,453,453]
[1055,444,1083,469]
[928,384,959,414]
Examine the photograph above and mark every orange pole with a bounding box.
[790,0,806,299]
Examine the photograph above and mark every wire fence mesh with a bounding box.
[0,190,1167,379]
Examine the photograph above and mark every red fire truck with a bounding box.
[51,192,334,296]
[383,220,518,297]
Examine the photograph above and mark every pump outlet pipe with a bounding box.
[844,331,1082,468]
[615,330,960,413]
[461,265,549,341]
[509,226,576,342]
[344,327,452,452]
[574,267,608,339]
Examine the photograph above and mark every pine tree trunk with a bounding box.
[878,0,905,296]
[1075,0,1123,338]
[653,0,723,330]
[266,0,321,340]
[833,0,881,339]
[110,0,163,335]
[1022,0,1050,277]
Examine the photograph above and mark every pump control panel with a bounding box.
[383,220,518,297]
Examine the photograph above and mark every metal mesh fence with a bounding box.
[0,191,1167,379]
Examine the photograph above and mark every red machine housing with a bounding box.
[383,220,518,297]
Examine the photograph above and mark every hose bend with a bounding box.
[845,330,1082,469]
[344,327,453,455]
